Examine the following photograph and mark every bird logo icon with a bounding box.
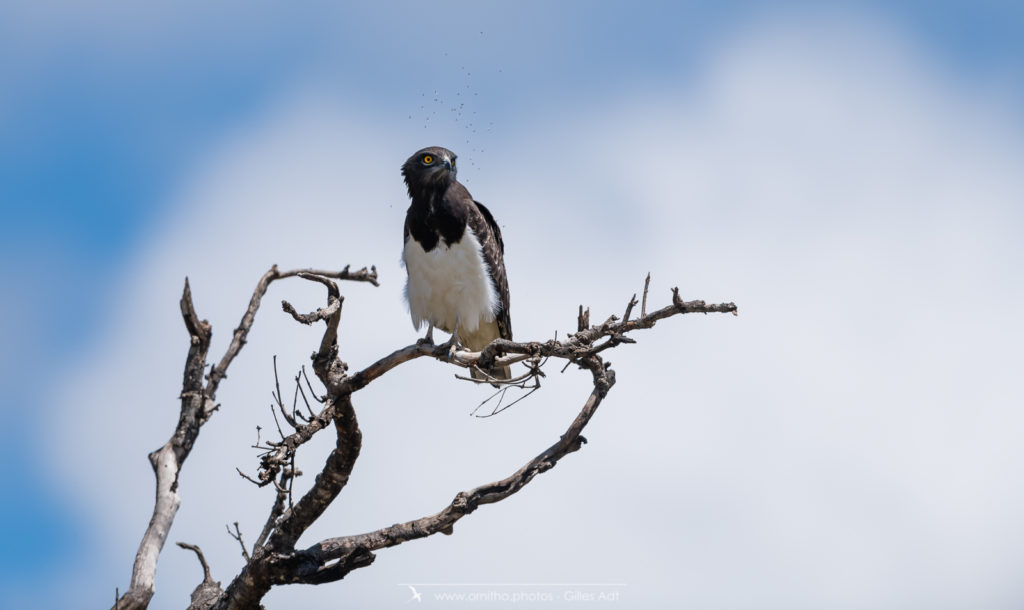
[406,585,422,603]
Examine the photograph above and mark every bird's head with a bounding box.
[402,146,457,196]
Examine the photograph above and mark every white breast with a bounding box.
[403,227,499,335]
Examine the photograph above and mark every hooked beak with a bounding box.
[442,155,456,179]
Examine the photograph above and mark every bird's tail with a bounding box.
[460,321,511,385]
[470,364,511,384]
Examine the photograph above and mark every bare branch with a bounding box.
[269,404,288,441]
[288,455,298,508]
[206,265,374,400]
[217,394,362,608]
[176,542,223,610]
[256,401,334,486]
[465,356,546,416]
[251,273,352,487]
[119,265,373,609]
[236,468,262,486]
[120,265,734,610]
[476,289,736,370]
[116,280,212,610]
[255,489,286,550]
[301,366,325,404]
[289,265,379,287]
[288,548,376,585]
[577,305,590,332]
[226,523,251,563]
[458,356,543,387]
[671,287,739,316]
[177,542,213,583]
[471,378,542,418]
[623,293,638,324]
[293,375,313,421]
[270,356,299,429]
[344,342,441,391]
[254,461,298,552]
[302,356,613,567]
[270,395,361,548]
[641,272,651,317]
[235,286,731,594]
[281,297,341,326]
[215,271,367,608]
[342,289,735,395]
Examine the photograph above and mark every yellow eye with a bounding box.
[423,155,434,164]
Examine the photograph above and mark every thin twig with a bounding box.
[176,542,212,583]
[288,454,297,508]
[294,377,313,420]
[485,383,541,417]
[469,384,512,416]
[623,293,638,324]
[255,479,288,550]
[269,403,286,441]
[226,522,251,563]
[301,366,325,404]
[271,356,299,429]
[290,376,305,423]
[464,356,546,416]
[474,378,542,418]
[456,362,538,386]
[255,400,334,486]
[272,355,282,409]
[236,468,263,486]
[641,272,651,317]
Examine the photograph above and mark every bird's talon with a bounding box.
[437,332,461,360]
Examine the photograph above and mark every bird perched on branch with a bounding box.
[401,146,512,382]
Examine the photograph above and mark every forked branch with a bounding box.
[210,274,735,607]
[118,268,735,610]
[114,265,376,610]
[301,355,613,568]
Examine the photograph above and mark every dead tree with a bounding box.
[113,265,736,610]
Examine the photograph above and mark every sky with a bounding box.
[2,1,1024,609]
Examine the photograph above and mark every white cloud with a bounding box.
[49,13,1024,610]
